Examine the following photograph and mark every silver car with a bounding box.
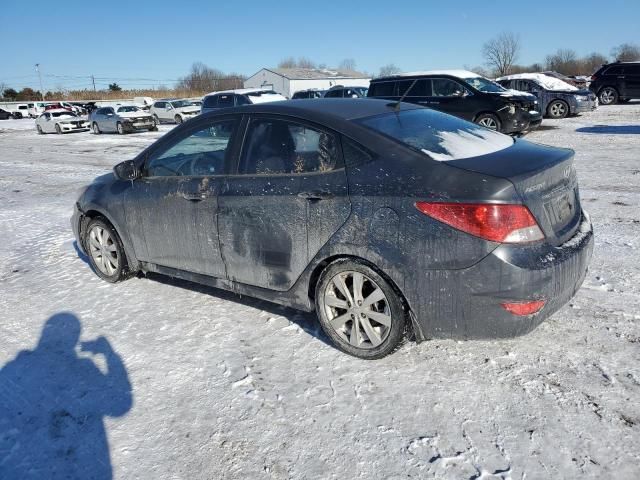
[89,105,157,135]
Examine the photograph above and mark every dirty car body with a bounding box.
[72,99,593,357]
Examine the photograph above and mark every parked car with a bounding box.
[496,73,597,119]
[44,103,72,112]
[201,88,287,114]
[292,89,326,99]
[36,109,90,134]
[27,102,46,118]
[150,99,201,124]
[324,86,369,98]
[0,108,16,120]
[72,98,593,359]
[368,70,541,134]
[133,96,154,111]
[589,61,640,105]
[7,104,30,118]
[89,105,156,134]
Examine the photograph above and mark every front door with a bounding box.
[218,115,350,291]
[125,117,240,277]
[427,77,475,121]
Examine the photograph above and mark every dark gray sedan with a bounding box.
[72,99,593,358]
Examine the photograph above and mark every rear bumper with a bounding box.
[408,210,594,340]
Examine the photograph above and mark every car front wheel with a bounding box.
[547,100,569,119]
[116,122,125,135]
[36,125,44,134]
[315,259,406,359]
[175,114,183,124]
[84,218,133,283]
[475,113,501,131]
[55,124,62,134]
[598,87,618,105]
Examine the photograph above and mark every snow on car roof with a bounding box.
[389,70,482,79]
[496,73,578,91]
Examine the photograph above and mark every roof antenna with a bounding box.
[392,78,418,112]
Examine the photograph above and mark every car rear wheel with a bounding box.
[598,87,618,105]
[84,218,133,283]
[36,125,43,134]
[315,259,406,359]
[116,122,125,135]
[92,122,101,134]
[475,113,501,131]
[547,100,569,119]
[153,114,161,125]
[55,124,62,134]
[175,114,183,124]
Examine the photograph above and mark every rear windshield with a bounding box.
[117,106,140,113]
[358,108,514,161]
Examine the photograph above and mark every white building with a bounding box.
[244,68,371,98]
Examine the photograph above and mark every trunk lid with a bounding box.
[449,139,582,246]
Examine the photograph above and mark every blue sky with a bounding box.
[1,0,638,91]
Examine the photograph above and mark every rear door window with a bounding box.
[217,95,234,108]
[324,89,343,98]
[203,95,218,108]
[369,81,395,97]
[239,117,341,175]
[626,65,640,75]
[604,65,624,75]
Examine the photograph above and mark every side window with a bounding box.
[235,95,251,106]
[146,119,238,177]
[217,95,233,108]
[369,81,395,97]
[324,89,342,98]
[342,137,373,167]
[239,118,340,175]
[431,78,467,97]
[515,80,531,92]
[203,95,218,108]
[626,65,640,75]
[604,65,623,75]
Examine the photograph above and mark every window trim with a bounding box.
[142,115,242,178]
[228,114,345,178]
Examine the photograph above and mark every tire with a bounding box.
[153,114,161,125]
[474,113,501,131]
[92,122,101,134]
[598,87,618,105]
[36,125,44,134]
[547,100,569,119]
[84,217,134,283]
[55,124,62,134]
[315,259,406,359]
[116,122,125,135]
[175,114,183,124]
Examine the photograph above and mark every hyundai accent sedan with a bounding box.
[72,99,593,359]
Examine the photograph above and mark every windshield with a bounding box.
[358,108,513,161]
[52,111,77,118]
[464,76,506,93]
[117,106,140,113]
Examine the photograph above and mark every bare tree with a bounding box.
[338,58,356,71]
[378,64,401,77]
[176,62,244,93]
[545,49,579,74]
[581,52,608,74]
[277,57,317,69]
[611,43,640,62]
[482,32,521,77]
[297,57,316,69]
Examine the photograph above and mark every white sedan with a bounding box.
[35,109,90,134]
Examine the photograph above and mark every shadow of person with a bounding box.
[0,313,132,479]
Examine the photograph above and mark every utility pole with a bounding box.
[35,63,45,100]
[91,75,96,93]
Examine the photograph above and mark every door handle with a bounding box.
[298,191,334,201]
[180,191,212,201]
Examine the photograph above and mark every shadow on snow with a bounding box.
[576,125,640,135]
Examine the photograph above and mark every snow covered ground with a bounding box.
[1,106,639,479]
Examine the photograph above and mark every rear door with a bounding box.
[625,64,640,97]
[124,116,240,277]
[217,115,350,291]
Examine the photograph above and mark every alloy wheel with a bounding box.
[322,271,392,349]
[478,117,498,130]
[599,88,616,105]
[549,101,567,118]
[88,225,119,276]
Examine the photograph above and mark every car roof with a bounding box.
[199,98,421,122]
[204,88,278,96]
[373,70,482,81]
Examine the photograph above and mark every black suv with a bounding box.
[368,71,542,134]
[323,86,369,98]
[589,62,640,105]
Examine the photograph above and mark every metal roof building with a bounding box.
[244,68,371,98]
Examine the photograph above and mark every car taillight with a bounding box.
[414,202,545,243]
[501,300,546,316]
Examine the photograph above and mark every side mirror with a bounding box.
[114,160,140,181]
